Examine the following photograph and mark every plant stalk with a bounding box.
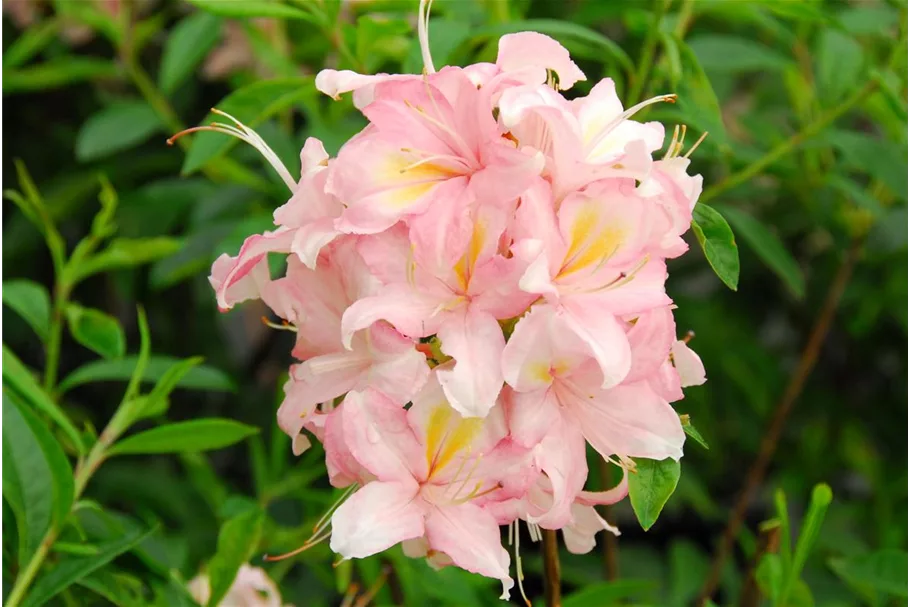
[699,238,864,601]
[626,0,671,105]
[541,529,562,607]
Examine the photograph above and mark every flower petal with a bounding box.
[330,480,425,559]
[436,309,506,418]
[425,502,513,599]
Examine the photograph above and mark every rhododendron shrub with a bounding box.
[181,1,709,600]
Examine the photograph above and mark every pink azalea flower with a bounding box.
[328,379,516,598]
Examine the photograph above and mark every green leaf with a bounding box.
[673,41,729,149]
[2,345,85,454]
[75,101,164,162]
[182,78,314,174]
[186,0,320,22]
[68,237,183,284]
[3,58,119,94]
[692,203,740,291]
[827,130,908,201]
[22,526,156,607]
[562,580,656,607]
[58,355,235,394]
[159,12,223,95]
[718,206,804,298]
[65,304,126,360]
[206,508,266,607]
[680,414,709,449]
[51,0,121,44]
[136,357,205,421]
[829,550,908,597]
[816,29,865,103]
[109,419,259,456]
[3,394,74,565]
[2,279,51,341]
[790,484,832,577]
[628,457,681,531]
[687,34,792,73]
[3,19,61,70]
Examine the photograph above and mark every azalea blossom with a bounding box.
[179,0,710,599]
[188,564,292,607]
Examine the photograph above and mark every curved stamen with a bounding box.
[587,93,677,156]
[168,108,298,192]
[418,0,435,74]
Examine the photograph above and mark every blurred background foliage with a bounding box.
[1,0,908,605]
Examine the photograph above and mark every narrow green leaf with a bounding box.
[687,34,792,72]
[815,29,865,103]
[628,458,681,531]
[719,206,805,298]
[562,580,656,607]
[159,12,223,95]
[692,203,740,291]
[65,304,126,360]
[679,414,709,449]
[2,19,61,70]
[675,42,729,148]
[109,419,259,456]
[2,345,85,454]
[77,570,146,607]
[51,0,121,44]
[3,58,119,94]
[2,279,51,341]
[136,357,205,421]
[775,489,793,575]
[182,78,314,174]
[75,101,164,162]
[123,306,151,406]
[790,484,832,577]
[68,237,183,284]
[58,355,235,394]
[829,550,908,597]
[186,0,320,21]
[22,526,156,607]
[3,395,75,565]
[206,508,266,607]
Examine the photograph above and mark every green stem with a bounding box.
[42,281,71,392]
[626,0,671,106]
[701,77,879,203]
[4,434,108,607]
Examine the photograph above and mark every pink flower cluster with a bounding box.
[202,11,706,601]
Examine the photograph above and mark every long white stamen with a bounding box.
[588,93,676,155]
[311,484,358,537]
[418,0,435,74]
[168,108,298,192]
[514,521,531,607]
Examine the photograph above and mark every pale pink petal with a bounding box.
[559,301,631,389]
[209,228,294,310]
[625,307,676,383]
[505,387,560,447]
[340,389,426,482]
[572,381,686,461]
[562,503,618,555]
[425,503,513,599]
[576,468,629,506]
[340,285,442,347]
[277,361,363,448]
[501,305,556,392]
[330,480,425,559]
[530,419,587,529]
[672,340,706,387]
[436,309,506,418]
[496,32,586,90]
[290,218,339,269]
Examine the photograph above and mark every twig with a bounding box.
[597,459,619,580]
[738,524,782,607]
[701,78,879,204]
[699,238,864,602]
[626,0,671,106]
[541,529,562,607]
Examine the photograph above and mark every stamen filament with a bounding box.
[684,131,709,158]
[418,0,435,74]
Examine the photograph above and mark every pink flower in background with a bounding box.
[185,0,710,598]
[188,564,292,607]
